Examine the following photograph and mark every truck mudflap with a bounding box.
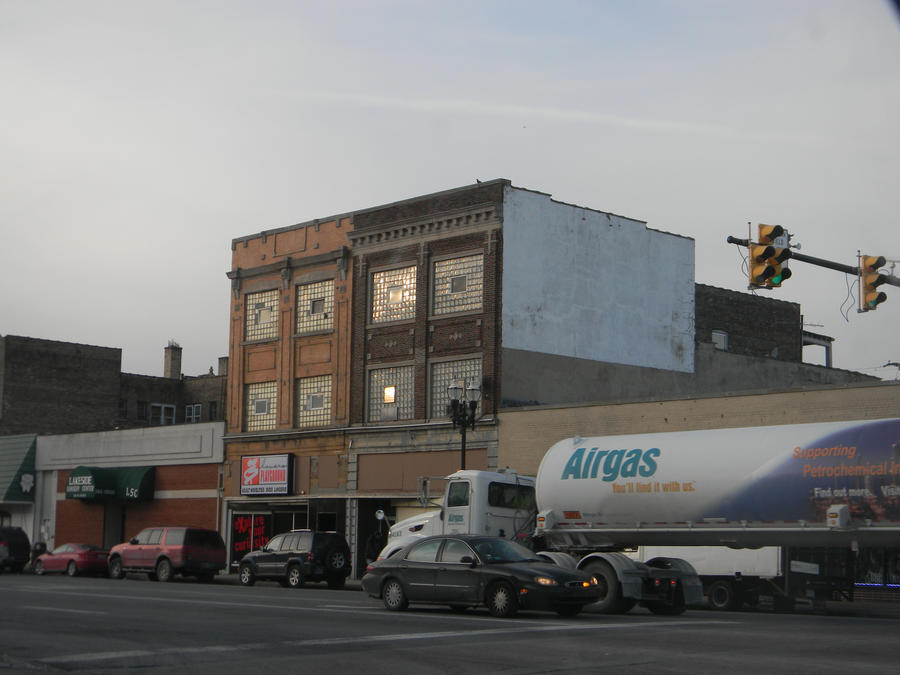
[644,557,704,608]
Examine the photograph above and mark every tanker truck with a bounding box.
[378,418,900,614]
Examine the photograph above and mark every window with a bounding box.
[185,403,202,423]
[295,375,332,428]
[430,358,481,419]
[447,481,470,507]
[371,266,416,323]
[712,330,729,351]
[245,381,277,431]
[488,482,536,510]
[137,401,149,422]
[405,539,442,563]
[433,255,483,315]
[146,529,163,545]
[440,539,474,563]
[209,401,218,421]
[367,365,414,422]
[245,289,279,341]
[150,404,175,426]
[296,280,334,334]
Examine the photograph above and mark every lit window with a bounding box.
[245,289,279,341]
[371,266,416,323]
[433,255,483,315]
[368,366,414,421]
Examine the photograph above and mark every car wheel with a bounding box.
[324,548,347,573]
[66,561,78,577]
[239,564,256,586]
[486,581,518,618]
[382,579,409,611]
[156,558,173,582]
[287,564,304,588]
[34,560,45,576]
[109,557,124,579]
[556,604,583,617]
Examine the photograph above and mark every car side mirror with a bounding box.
[460,555,476,567]
[130,538,139,545]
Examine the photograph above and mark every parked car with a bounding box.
[108,526,226,582]
[34,543,109,577]
[238,530,351,589]
[0,526,31,574]
[362,535,601,617]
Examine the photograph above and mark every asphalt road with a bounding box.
[3,573,900,674]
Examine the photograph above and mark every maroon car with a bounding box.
[35,543,109,577]
[107,526,226,582]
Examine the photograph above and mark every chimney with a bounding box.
[218,356,229,377]
[164,340,182,379]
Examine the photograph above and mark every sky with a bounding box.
[2,0,899,381]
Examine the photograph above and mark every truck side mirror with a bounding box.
[439,508,444,521]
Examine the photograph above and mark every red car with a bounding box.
[34,543,109,577]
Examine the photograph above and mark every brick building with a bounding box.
[0,335,227,548]
[222,179,874,575]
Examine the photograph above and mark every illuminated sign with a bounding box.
[240,454,293,496]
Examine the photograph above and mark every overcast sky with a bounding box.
[2,0,898,382]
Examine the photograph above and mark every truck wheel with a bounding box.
[708,580,740,611]
[583,560,630,614]
[239,564,256,586]
[486,581,518,618]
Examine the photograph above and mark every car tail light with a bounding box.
[306,551,315,562]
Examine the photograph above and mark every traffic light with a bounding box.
[748,225,792,288]
[860,254,887,311]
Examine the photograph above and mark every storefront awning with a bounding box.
[66,466,155,501]
[0,434,36,503]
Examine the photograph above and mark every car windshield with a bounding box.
[473,539,540,564]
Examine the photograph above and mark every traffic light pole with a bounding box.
[726,236,900,288]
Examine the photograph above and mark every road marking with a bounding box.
[40,620,735,665]
[24,605,106,615]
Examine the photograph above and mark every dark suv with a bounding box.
[108,526,226,582]
[0,526,31,573]
[238,530,351,589]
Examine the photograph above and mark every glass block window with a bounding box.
[433,255,483,315]
[367,365,415,422]
[245,289,280,341]
[245,381,277,431]
[430,358,481,419]
[296,280,334,334]
[371,266,416,323]
[295,375,332,428]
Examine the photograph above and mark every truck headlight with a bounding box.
[535,576,559,586]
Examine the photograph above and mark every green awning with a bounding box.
[65,466,155,501]
[66,466,117,500]
[116,466,155,501]
[0,434,36,503]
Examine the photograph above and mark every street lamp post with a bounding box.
[448,380,481,470]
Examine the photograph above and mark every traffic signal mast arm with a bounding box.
[726,237,900,288]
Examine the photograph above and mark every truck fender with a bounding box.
[577,552,645,601]
[535,551,577,569]
[644,556,704,607]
